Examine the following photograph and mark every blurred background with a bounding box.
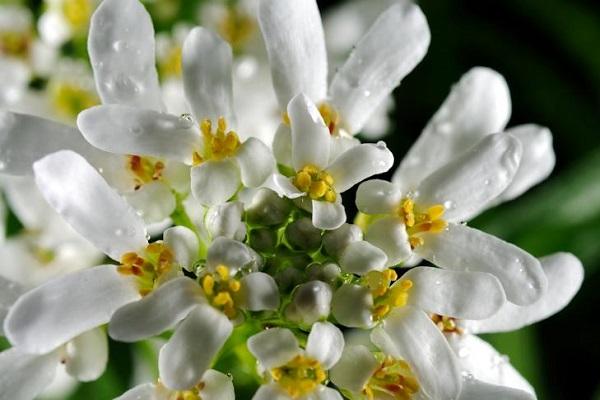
[1,0,599,398]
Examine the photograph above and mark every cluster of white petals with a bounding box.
[0,0,584,400]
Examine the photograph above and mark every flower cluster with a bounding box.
[0,0,583,399]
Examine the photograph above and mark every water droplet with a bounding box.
[112,40,125,52]
[458,347,469,358]
[363,89,371,97]
[518,268,524,273]
[129,125,143,136]
[115,228,123,237]
[0,161,5,170]
[527,282,535,290]
[443,200,454,209]
[461,371,474,381]
[515,258,522,264]
[436,122,453,135]
[180,113,193,122]
[484,179,490,185]
[98,167,104,174]
[435,280,441,285]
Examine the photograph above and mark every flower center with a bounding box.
[118,242,175,296]
[292,164,336,202]
[62,0,92,30]
[217,6,256,52]
[0,31,31,58]
[159,45,182,79]
[398,198,447,249]
[126,155,165,190]
[193,117,241,165]
[363,355,420,400]
[431,314,463,334]
[270,355,327,398]
[363,269,412,322]
[282,102,341,136]
[50,82,99,118]
[200,265,242,319]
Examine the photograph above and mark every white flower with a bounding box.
[268,93,394,230]
[38,0,98,47]
[115,369,234,400]
[77,0,275,206]
[108,237,278,390]
[258,0,430,165]
[356,133,547,306]
[332,266,505,329]
[248,322,344,400]
[444,252,584,400]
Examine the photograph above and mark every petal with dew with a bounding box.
[109,277,203,342]
[258,0,327,108]
[0,347,60,400]
[0,111,111,176]
[329,2,430,134]
[33,150,147,260]
[159,304,233,390]
[88,0,164,110]
[312,200,346,230]
[247,328,301,370]
[182,27,236,126]
[375,306,462,400]
[5,265,140,354]
[236,137,275,187]
[404,267,505,320]
[416,133,521,222]
[64,327,108,382]
[327,142,394,193]
[288,93,331,171]
[468,252,583,334]
[417,224,547,306]
[355,179,403,215]
[191,159,240,206]
[306,322,344,369]
[78,105,199,164]
[393,67,511,189]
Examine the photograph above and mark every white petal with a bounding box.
[159,304,233,390]
[288,93,330,171]
[33,150,147,260]
[322,223,363,257]
[64,328,108,381]
[205,201,246,241]
[252,384,292,400]
[339,240,387,275]
[468,252,583,334]
[207,237,261,274]
[182,27,235,125]
[448,335,535,394]
[377,307,462,400]
[0,347,59,400]
[329,2,430,134]
[355,179,403,214]
[164,226,200,270]
[327,142,394,193]
[308,385,344,400]
[191,160,240,206]
[312,200,346,230]
[329,345,378,393]
[247,328,300,369]
[258,0,327,108]
[109,277,203,342]
[416,133,521,222]
[5,265,140,354]
[125,181,176,224]
[328,135,361,162]
[115,383,167,400]
[459,379,535,400]
[393,67,511,189]
[200,369,235,400]
[417,224,547,306]
[497,124,555,203]
[88,0,164,111]
[331,284,374,328]
[240,272,280,311]
[404,267,505,320]
[0,277,24,336]
[0,111,109,176]
[272,123,293,167]
[77,105,199,164]
[266,173,305,199]
[236,137,275,187]
[306,322,344,369]
[365,216,411,266]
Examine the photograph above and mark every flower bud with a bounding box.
[323,223,362,257]
[246,188,292,226]
[306,262,341,284]
[205,201,246,241]
[285,217,322,251]
[248,227,278,253]
[285,280,333,325]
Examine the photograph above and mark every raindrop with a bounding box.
[129,125,143,136]
[527,282,535,290]
[484,179,490,185]
[112,40,125,52]
[375,141,387,150]
[443,200,454,209]
[461,371,474,381]
[458,347,469,358]
[115,228,123,237]
[363,89,371,97]
[435,280,441,285]
[0,161,5,171]
[98,167,104,174]
[436,122,453,135]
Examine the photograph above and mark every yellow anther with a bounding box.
[0,31,31,58]
[159,46,182,79]
[398,198,447,249]
[213,291,234,307]
[427,205,445,220]
[292,164,337,203]
[62,0,92,30]
[50,82,99,118]
[228,280,241,292]
[373,304,390,319]
[282,112,291,126]
[431,314,463,334]
[127,155,165,189]
[217,5,256,52]
[196,117,241,164]
[317,102,341,135]
[215,265,230,280]
[363,355,420,400]
[118,242,176,296]
[202,275,215,296]
[270,355,327,398]
[200,266,242,319]
[364,270,413,321]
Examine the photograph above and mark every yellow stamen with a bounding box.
[200,266,242,319]
[50,82,99,118]
[363,355,420,400]
[217,6,256,52]
[431,314,463,334]
[159,46,182,78]
[118,242,176,296]
[292,164,336,203]
[194,117,241,165]
[270,355,326,398]
[398,198,447,249]
[364,270,413,321]
[62,0,92,30]
[126,155,165,189]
